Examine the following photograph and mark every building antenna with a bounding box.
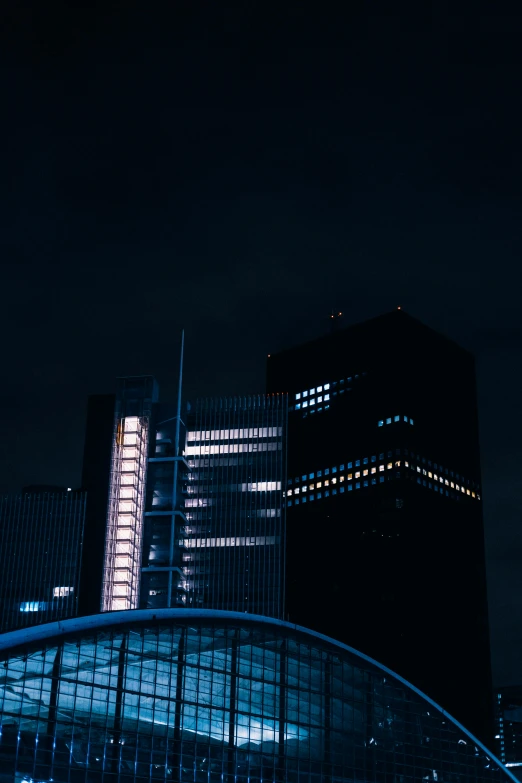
[174,330,184,457]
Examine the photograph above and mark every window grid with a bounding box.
[0,618,510,783]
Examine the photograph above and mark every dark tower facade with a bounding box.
[266,309,493,745]
[0,489,86,632]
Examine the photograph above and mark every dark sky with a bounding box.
[1,0,522,686]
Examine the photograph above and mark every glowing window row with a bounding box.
[378,415,414,426]
[289,452,478,490]
[187,427,282,442]
[287,453,480,506]
[288,462,398,496]
[407,462,479,498]
[295,372,366,403]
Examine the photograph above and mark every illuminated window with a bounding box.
[324,394,330,401]
[53,586,74,598]
[309,484,315,490]
[295,404,301,410]
[317,396,323,403]
[324,480,329,487]
[405,461,409,467]
[302,486,307,493]
[317,470,322,477]
[355,460,360,467]
[332,477,337,484]
[317,386,323,393]
[296,393,301,400]
[379,465,384,472]
[20,602,41,613]
[395,461,401,467]
[434,473,438,481]
[450,481,454,488]
[403,415,408,422]
[294,488,300,495]
[302,401,308,408]
[387,463,393,470]
[386,417,392,424]
[363,457,368,464]
[428,471,432,478]
[309,398,316,406]
[445,479,449,486]
[303,390,308,397]
[363,470,368,477]
[347,474,352,480]
[355,472,360,479]
[371,467,376,474]
[287,490,292,496]
[394,415,400,422]
[324,383,330,390]
[316,482,322,489]
[410,418,414,425]
[356,482,361,489]
[378,420,384,427]
[325,468,330,475]
[339,476,344,482]
[310,388,315,395]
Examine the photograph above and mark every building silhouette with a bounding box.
[0,488,86,632]
[266,308,493,745]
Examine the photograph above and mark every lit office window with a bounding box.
[394,415,400,422]
[378,420,384,427]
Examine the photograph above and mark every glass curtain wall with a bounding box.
[102,377,158,612]
[183,395,287,618]
[0,613,514,783]
[0,491,86,632]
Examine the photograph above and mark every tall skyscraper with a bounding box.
[266,309,493,744]
[0,489,86,632]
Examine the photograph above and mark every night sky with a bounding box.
[1,1,522,687]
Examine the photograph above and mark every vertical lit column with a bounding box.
[102,415,149,611]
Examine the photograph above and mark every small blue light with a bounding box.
[378,420,383,427]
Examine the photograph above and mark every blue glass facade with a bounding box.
[0,610,515,783]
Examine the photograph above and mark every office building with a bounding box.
[0,488,86,632]
[90,365,287,617]
[184,395,286,617]
[266,309,493,744]
[0,609,514,783]
[496,687,522,779]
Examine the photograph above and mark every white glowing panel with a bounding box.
[102,415,149,612]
